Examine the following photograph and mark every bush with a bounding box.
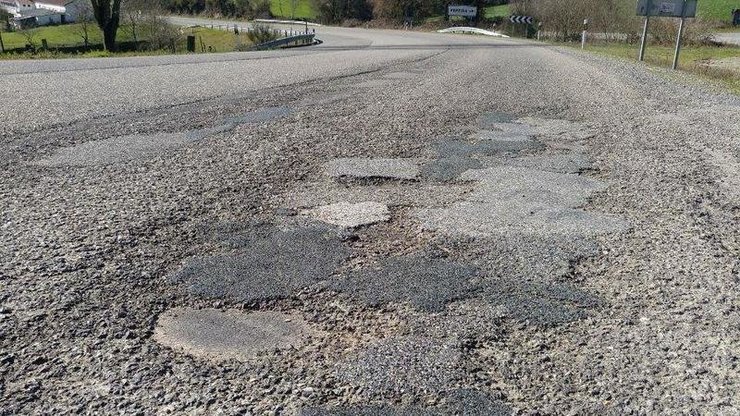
[141,16,182,52]
[245,23,280,44]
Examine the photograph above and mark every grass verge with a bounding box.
[579,42,740,95]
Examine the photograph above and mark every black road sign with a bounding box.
[509,15,534,24]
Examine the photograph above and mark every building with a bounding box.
[0,0,85,27]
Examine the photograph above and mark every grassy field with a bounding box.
[583,43,740,94]
[698,0,738,20]
[484,4,510,19]
[1,23,135,50]
[0,23,248,58]
[269,0,317,20]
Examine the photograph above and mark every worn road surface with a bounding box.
[1,24,739,415]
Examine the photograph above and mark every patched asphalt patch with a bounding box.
[34,133,193,167]
[222,107,293,125]
[325,158,420,181]
[300,389,511,415]
[34,107,294,166]
[154,308,317,361]
[470,131,544,153]
[435,138,524,158]
[304,201,390,228]
[477,112,516,127]
[336,336,463,396]
[500,153,592,174]
[331,255,478,312]
[421,156,482,182]
[482,279,601,327]
[170,226,350,303]
[416,166,628,238]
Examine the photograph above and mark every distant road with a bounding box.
[713,31,740,46]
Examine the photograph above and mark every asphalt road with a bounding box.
[1,24,739,415]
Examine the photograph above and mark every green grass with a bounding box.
[484,4,510,19]
[0,23,251,58]
[581,42,740,94]
[698,0,738,20]
[269,0,317,20]
[0,23,137,50]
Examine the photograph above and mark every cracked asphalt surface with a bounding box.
[1,22,739,415]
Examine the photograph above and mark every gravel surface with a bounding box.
[1,21,739,415]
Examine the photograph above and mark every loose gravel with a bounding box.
[336,336,463,397]
[325,158,420,181]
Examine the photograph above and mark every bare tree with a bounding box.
[74,1,95,48]
[90,0,122,51]
[20,28,38,50]
[122,0,152,47]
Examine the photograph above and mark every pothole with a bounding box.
[303,201,390,228]
[331,255,477,312]
[325,158,420,181]
[154,308,318,361]
[170,226,350,303]
[336,336,463,397]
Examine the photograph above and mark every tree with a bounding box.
[0,9,11,53]
[74,1,95,48]
[90,0,122,51]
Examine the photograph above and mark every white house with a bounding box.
[0,0,85,27]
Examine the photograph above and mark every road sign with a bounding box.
[637,0,697,18]
[448,5,477,18]
[509,15,534,24]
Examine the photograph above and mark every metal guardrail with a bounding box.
[250,34,317,50]
[437,27,510,38]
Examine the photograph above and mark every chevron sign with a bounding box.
[509,15,534,24]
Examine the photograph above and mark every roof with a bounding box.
[35,0,66,5]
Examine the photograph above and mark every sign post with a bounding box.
[448,5,477,20]
[509,15,534,38]
[636,0,696,69]
[638,0,651,61]
[672,0,687,70]
[581,19,588,49]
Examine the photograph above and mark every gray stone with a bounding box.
[325,158,420,181]
[331,255,477,312]
[154,308,317,361]
[304,201,390,228]
[171,226,350,303]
